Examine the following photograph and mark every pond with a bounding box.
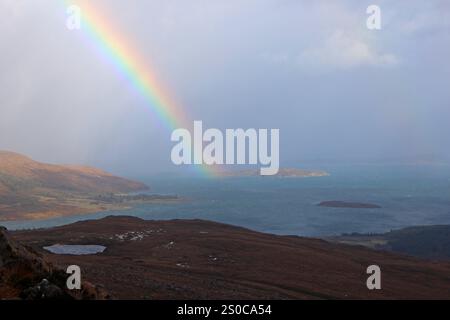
[43,244,106,255]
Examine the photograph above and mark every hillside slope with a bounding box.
[0,226,109,299]
[11,216,450,299]
[331,225,450,261]
[0,151,147,194]
[0,151,149,221]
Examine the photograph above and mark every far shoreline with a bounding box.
[0,193,182,225]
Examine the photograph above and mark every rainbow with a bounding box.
[63,0,216,176]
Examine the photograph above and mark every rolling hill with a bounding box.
[0,151,149,221]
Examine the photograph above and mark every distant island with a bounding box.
[0,151,177,221]
[218,168,329,178]
[318,201,381,209]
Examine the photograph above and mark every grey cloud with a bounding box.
[1,0,449,176]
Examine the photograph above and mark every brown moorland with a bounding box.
[10,216,450,299]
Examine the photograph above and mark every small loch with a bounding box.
[43,244,106,255]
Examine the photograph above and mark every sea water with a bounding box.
[3,165,450,237]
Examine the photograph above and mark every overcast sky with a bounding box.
[1,0,449,176]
